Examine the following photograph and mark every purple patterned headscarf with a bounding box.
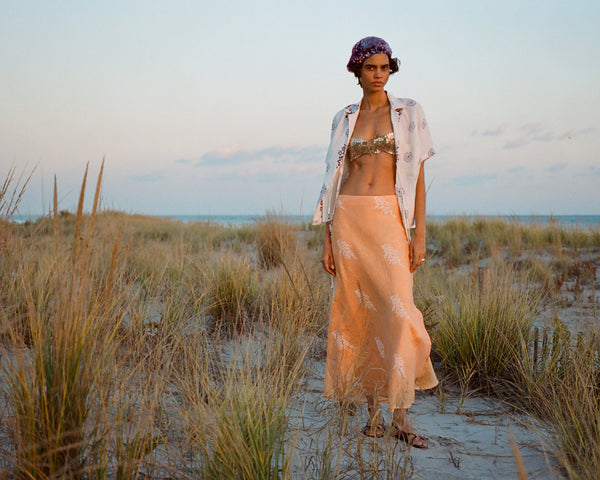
[347,36,393,72]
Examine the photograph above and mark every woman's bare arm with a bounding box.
[409,163,426,273]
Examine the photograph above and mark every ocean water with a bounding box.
[10,213,600,228]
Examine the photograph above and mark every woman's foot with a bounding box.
[390,424,428,448]
[362,421,386,438]
[364,395,384,437]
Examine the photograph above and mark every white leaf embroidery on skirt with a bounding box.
[393,353,406,377]
[337,239,358,260]
[375,336,385,358]
[391,295,410,319]
[354,289,377,311]
[374,196,394,216]
[381,244,404,265]
[332,331,354,350]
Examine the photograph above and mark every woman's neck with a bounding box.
[361,90,388,112]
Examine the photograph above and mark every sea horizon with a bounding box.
[10,212,600,228]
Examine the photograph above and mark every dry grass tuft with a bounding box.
[255,213,295,269]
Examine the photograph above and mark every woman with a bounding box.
[313,37,438,448]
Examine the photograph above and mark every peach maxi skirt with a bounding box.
[323,194,438,411]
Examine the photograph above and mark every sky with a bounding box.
[2,0,599,217]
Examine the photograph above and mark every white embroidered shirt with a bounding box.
[312,91,435,240]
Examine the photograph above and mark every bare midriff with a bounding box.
[340,151,396,196]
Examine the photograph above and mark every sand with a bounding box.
[287,360,561,479]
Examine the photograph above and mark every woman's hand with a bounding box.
[409,231,426,273]
[321,223,336,276]
[410,163,427,273]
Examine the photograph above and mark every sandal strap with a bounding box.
[391,425,428,448]
[362,422,386,437]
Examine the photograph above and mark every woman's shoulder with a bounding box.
[333,102,359,118]
[330,102,358,130]
[387,93,423,110]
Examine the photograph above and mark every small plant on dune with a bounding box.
[255,213,295,269]
[0,164,34,249]
[0,164,33,222]
[203,254,261,335]
[430,260,542,397]
[181,332,309,480]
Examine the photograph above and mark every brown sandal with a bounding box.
[361,422,386,438]
[391,425,428,448]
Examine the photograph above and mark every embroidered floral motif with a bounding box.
[408,121,416,132]
[375,337,385,358]
[355,289,377,311]
[337,144,347,167]
[404,151,413,162]
[421,119,428,129]
[337,239,357,260]
[374,197,394,216]
[382,244,404,265]
[332,331,353,350]
[405,99,416,106]
[393,353,406,376]
[391,295,410,319]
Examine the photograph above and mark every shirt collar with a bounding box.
[344,103,360,114]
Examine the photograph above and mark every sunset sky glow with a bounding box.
[2,0,599,216]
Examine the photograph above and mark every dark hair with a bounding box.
[349,55,400,82]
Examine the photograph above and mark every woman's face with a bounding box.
[359,53,391,92]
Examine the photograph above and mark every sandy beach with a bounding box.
[1,205,598,479]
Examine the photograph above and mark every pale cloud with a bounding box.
[481,124,509,136]
[453,174,497,186]
[533,132,555,142]
[194,144,325,168]
[130,172,165,182]
[574,165,600,178]
[544,163,566,173]
[502,123,555,149]
[503,137,531,149]
[558,127,599,140]
[503,124,597,149]
[520,123,545,135]
[507,166,525,174]
[191,144,327,183]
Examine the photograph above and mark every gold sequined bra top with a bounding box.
[347,131,396,162]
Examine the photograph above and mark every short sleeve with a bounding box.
[417,104,435,163]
